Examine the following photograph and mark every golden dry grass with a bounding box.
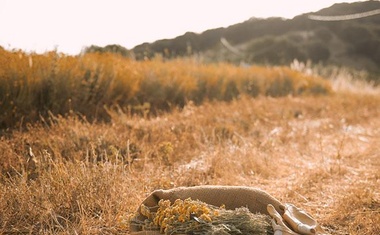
[1,90,379,234]
[0,49,379,234]
[0,48,331,129]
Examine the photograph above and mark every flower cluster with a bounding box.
[140,198,220,234]
[133,197,272,235]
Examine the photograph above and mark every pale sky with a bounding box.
[0,0,362,55]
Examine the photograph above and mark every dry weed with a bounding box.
[1,85,379,234]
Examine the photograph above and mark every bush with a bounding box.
[338,25,372,45]
[0,49,332,130]
[247,37,307,64]
[305,41,330,63]
[83,44,129,57]
[314,27,333,43]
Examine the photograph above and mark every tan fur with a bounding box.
[131,185,284,233]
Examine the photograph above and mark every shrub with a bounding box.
[0,49,332,130]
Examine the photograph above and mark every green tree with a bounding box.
[305,41,330,63]
[84,44,129,57]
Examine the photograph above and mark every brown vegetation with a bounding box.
[0,48,331,130]
[0,50,379,234]
[1,91,379,234]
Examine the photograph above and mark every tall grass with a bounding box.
[3,49,378,234]
[0,92,379,234]
[0,48,331,129]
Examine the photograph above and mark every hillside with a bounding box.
[129,1,380,77]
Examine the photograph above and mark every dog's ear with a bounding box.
[140,189,164,209]
[151,190,163,204]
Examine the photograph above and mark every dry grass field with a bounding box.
[1,92,379,234]
[0,51,379,234]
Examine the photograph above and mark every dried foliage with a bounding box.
[130,198,272,235]
[0,48,331,129]
[0,49,379,234]
[1,90,379,234]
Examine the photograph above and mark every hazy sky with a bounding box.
[0,0,362,55]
